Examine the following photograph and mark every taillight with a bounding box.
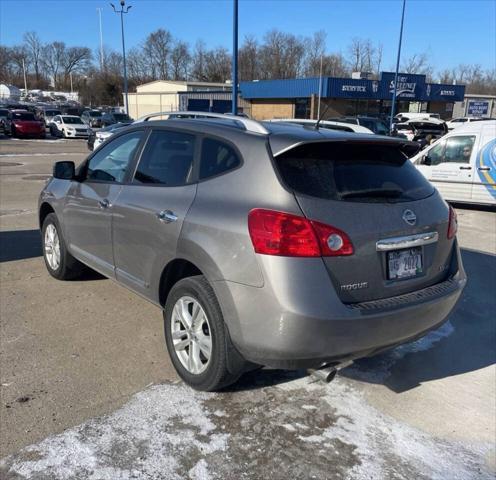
[447,205,458,239]
[248,209,353,257]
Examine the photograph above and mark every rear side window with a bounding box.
[275,142,434,203]
[199,138,241,179]
[134,129,195,185]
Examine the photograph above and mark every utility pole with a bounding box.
[232,0,238,115]
[70,72,73,94]
[110,1,132,115]
[22,59,28,93]
[317,54,323,119]
[97,8,104,70]
[389,0,406,132]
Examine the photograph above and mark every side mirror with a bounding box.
[422,155,432,166]
[53,161,76,180]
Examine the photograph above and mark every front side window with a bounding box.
[86,131,143,183]
[200,138,241,180]
[134,130,195,185]
[427,135,475,165]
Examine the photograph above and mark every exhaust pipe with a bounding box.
[308,365,337,383]
[308,360,354,384]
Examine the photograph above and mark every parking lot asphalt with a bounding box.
[0,136,495,479]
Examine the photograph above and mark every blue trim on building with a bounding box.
[240,72,465,102]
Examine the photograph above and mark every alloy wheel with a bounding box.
[171,296,212,375]
[44,223,61,270]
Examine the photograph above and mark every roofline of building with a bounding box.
[136,79,232,88]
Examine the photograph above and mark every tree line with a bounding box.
[1,29,494,106]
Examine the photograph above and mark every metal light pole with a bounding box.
[97,8,104,70]
[389,0,406,132]
[232,0,238,115]
[110,1,132,115]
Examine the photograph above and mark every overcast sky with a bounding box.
[1,0,494,73]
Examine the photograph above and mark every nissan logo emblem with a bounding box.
[402,209,417,226]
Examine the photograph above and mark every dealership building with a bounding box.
[239,72,466,120]
[126,72,476,121]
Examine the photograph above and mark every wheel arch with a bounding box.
[158,258,203,307]
[39,202,55,229]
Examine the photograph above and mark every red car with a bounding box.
[5,110,46,139]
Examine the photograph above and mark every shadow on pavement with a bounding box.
[0,229,104,280]
[340,247,496,393]
[0,229,42,262]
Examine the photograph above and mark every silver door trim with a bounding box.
[376,231,439,252]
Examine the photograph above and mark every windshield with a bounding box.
[89,111,102,117]
[62,116,83,124]
[275,141,433,203]
[12,112,36,121]
[360,118,389,135]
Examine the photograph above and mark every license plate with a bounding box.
[387,247,422,280]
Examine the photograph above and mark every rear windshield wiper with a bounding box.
[340,188,404,199]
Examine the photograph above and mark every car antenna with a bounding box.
[314,103,331,130]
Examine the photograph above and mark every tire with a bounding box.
[41,213,85,280]
[164,275,245,391]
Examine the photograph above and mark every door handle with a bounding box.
[98,199,111,209]
[459,166,472,170]
[478,166,491,172]
[156,210,178,223]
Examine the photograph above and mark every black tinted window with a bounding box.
[87,131,143,183]
[275,142,434,203]
[134,130,195,185]
[200,138,241,179]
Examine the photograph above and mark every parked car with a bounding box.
[36,107,62,126]
[49,115,91,138]
[0,108,9,131]
[394,118,447,143]
[5,110,45,138]
[81,110,103,128]
[268,118,374,134]
[330,116,390,135]
[446,117,488,131]
[39,113,466,391]
[395,112,441,122]
[411,120,496,206]
[101,112,133,127]
[87,122,132,151]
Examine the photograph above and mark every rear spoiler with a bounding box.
[270,137,421,158]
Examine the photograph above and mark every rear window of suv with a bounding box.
[274,141,434,203]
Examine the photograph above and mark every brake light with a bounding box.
[447,205,458,239]
[248,209,353,257]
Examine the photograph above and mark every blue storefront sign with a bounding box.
[467,101,489,116]
[240,72,465,102]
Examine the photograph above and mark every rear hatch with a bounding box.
[272,139,455,303]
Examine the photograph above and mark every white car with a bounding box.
[446,117,488,131]
[395,112,441,121]
[394,117,447,142]
[50,115,91,138]
[268,118,374,134]
[411,120,496,206]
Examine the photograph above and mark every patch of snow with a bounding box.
[1,384,228,480]
[189,459,211,480]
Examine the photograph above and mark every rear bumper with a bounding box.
[213,245,466,369]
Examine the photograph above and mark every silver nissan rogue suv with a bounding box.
[39,114,466,391]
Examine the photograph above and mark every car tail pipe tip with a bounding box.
[308,360,353,383]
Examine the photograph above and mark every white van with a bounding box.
[411,120,496,206]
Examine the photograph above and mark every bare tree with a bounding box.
[239,35,259,81]
[304,30,326,76]
[23,31,43,84]
[142,28,173,79]
[191,40,208,81]
[170,41,190,80]
[259,30,305,79]
[41,41,66,88]
[61,46,92,86]
[204,47,231,82]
